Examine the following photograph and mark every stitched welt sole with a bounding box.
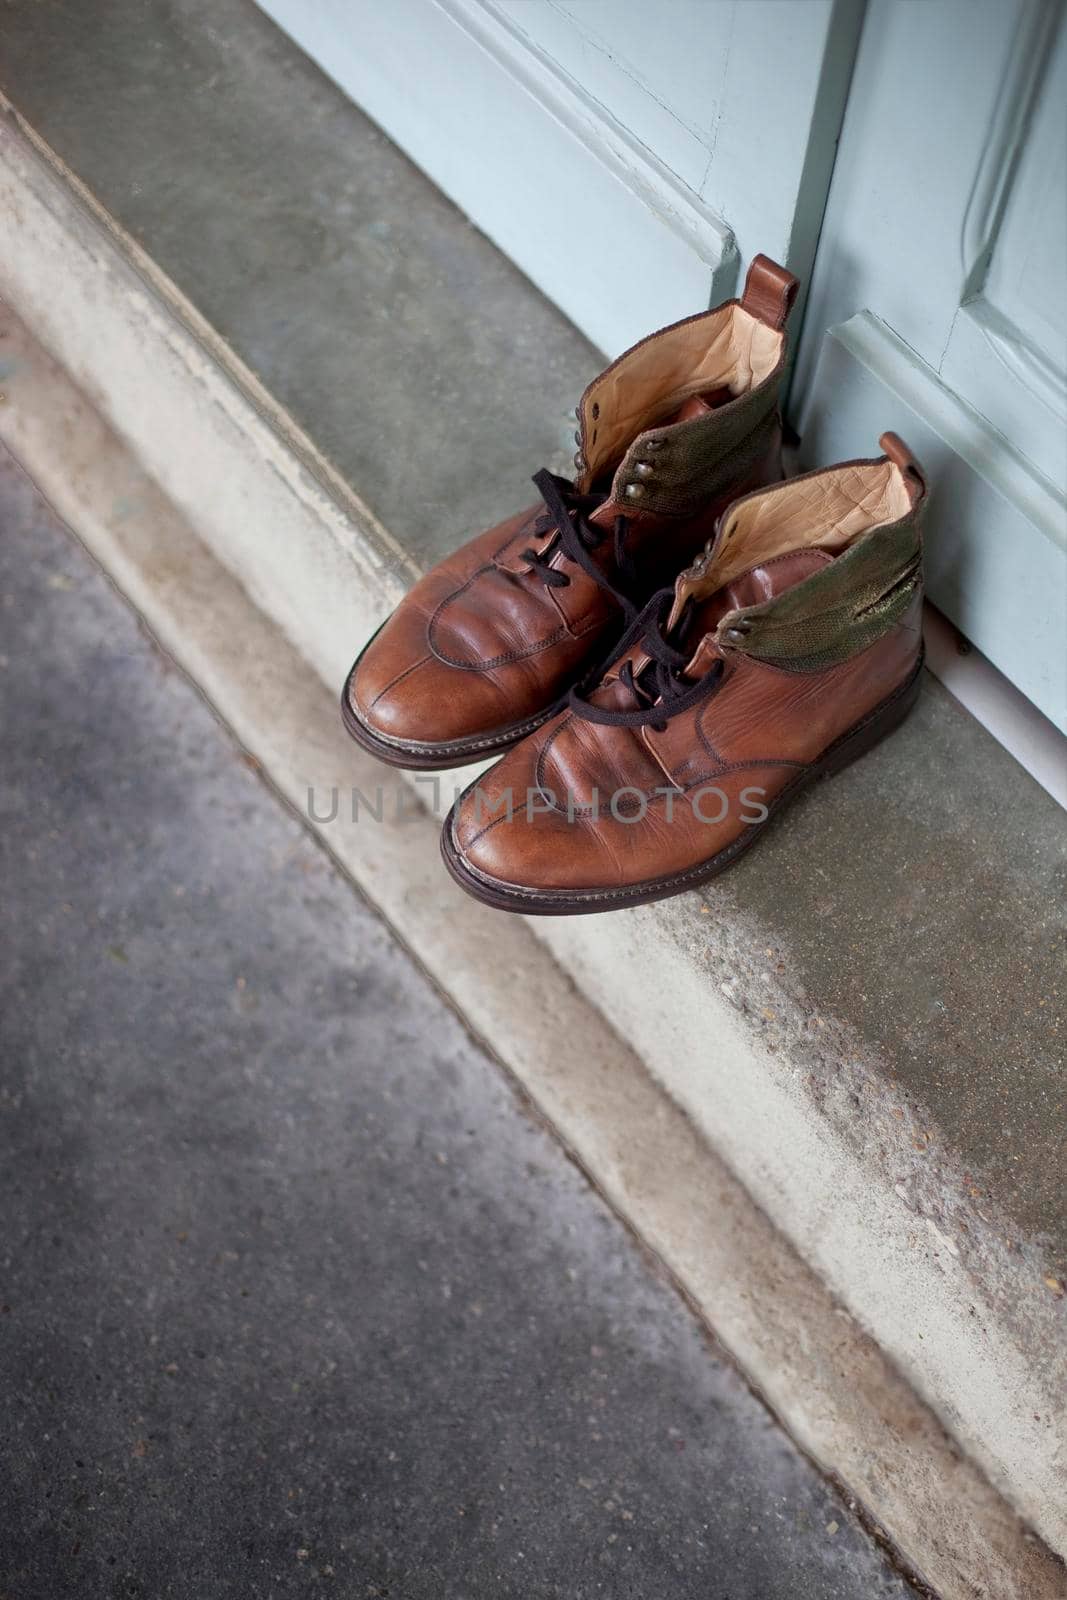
[441,655,925,914]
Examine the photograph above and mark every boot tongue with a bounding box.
[678,548,834,675]
[673,392,717,424]
[693,548,833,634]
[590,547,832,717]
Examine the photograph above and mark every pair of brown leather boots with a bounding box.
[343,256,926,916]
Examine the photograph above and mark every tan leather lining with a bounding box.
[690,459,915,600]
[580,305,783,479]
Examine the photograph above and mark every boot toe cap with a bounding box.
[349,651,507,752]
[348,632,534,754]
[449,749,615,900]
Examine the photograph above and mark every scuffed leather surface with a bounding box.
[348,508,606,744]
[451,569,924,894]
[349,410,784,749]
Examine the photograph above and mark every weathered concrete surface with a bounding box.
[0,448,919,1597]
[0,0,1064,1561]
[0,0,597,570]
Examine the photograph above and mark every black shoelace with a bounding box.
[567,590,724,734]
[523,468,640,621]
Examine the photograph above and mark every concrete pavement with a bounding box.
[0,448,919,1597]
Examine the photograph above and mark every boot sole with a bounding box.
[440,653,924,915]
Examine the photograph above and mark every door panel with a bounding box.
[795,0,1067,730]
[255,0,862,355]
[507,0,733,197]
[938,8,1067,489]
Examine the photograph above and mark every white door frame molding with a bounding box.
[438,0,737,286]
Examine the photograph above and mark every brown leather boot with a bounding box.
[342,256,799,769]
[442,434,927,914]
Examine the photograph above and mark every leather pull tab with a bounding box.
[880,431,927,497]
[741,254,799,330]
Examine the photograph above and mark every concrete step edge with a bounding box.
[0,109,1062,1584]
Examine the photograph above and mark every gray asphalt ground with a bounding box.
[0,445,916,1598]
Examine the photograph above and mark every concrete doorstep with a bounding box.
[0,109,1064,1600]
